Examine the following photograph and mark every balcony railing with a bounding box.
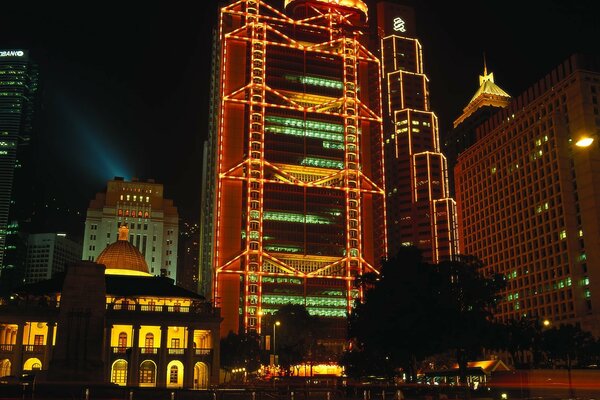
[140,347,158,355]
[106,302,217,316]
[112,346,131,354]
[23,345,46,353]
[0,344,14,352]
[110,346,213,357]
[194,348,212,356]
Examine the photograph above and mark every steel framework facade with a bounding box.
[212,0,386,337]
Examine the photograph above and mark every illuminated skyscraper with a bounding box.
[82,177,179,280]
[455,54,600,335]
[208,0,386,339]
[377,2,459,263]
[0,50,39,278]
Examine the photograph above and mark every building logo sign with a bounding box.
[393,17,406,33]
[0,50,25,57]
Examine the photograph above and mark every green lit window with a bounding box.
[583,277,590,286]
[559,230,567,240]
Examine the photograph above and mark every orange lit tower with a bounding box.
[211,0,387,338]
[377,2,459,262]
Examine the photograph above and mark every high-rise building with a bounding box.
[178,221,200,293]
[0,49,39,278]
[206,0,387,339]
[199,1,227,300]
[455,54,600,335]
[444,61,511,195]
[24,233,82,284]
[377,2,459,263]
[82,177,179,280]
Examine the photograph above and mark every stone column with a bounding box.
[105,324,113,381]
[210,325,220,386]
[44,322,56,367]
[157,325,168,387]
[13,322,25,375]
[127,325,140,386]
[185,327,195,388]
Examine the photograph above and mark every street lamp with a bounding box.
[543,319,551,328]
[273,321,281,365]
[575,136,594,147]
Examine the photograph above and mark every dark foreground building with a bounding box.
[0,225,221,388]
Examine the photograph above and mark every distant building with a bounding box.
[0,225,220,388]
[377,1,460,262]
[24,233,81,284]
[455,54,600,335]
[0,49,39,278]
[178,221,199,293]
[82,177,179,280]
[444,60,511,195]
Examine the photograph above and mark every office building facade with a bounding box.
[208,0,387,338]
[455,54,600,335]
[377,2,459,263]
[82,177,179,280]
[24,233,82,284]
[0,50,39,276]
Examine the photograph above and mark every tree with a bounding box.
[273,304,318,374]
[220,331,261,382]
[433,255,505,383]
[343,247,505,383]
[344,246,443,381]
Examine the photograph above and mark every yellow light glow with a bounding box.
[575,137,594,147]
[543,319,551,327]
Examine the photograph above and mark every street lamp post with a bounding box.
[273,321,281,366]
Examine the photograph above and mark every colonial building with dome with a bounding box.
[0,225,221,389]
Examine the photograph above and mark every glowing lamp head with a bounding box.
[275,321,281,326]
[543,319,551,327]
[576,136,594,147]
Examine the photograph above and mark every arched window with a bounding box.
[169,365,178,384]
[31,363,41,370]
[145,333,154,349]
[118,332,127,352]
[139,360,156,385]
[111,360,128,385]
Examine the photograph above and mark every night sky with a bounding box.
[2,0,600,240]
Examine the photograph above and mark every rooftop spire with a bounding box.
[483,52,488,76]
[453,57,511,128]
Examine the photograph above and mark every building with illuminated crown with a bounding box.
[0,225,220,388]
[376,1,459,263]
[82,177,179,280]
[443,60,511,195]
[455,54,600,335]
[205,0,387,341]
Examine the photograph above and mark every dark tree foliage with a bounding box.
[541,323,596,368]
[343,246,505,382]
[434,255,506,382]
[273,304,318,374]
[220,330,261,376]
